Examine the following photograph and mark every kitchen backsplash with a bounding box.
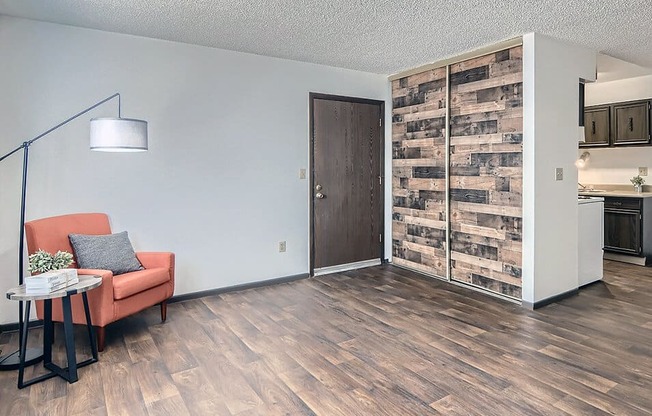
[578,147,652,184]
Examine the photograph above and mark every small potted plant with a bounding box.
[631,175,645,193]
[28,250,74,273]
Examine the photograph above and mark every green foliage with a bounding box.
[28,249,74,273]
[631,175,646,187]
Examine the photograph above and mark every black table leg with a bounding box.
[82,292,98,361]
[61,295,78,383]
[17,300,31,389]
[43,299,53,364]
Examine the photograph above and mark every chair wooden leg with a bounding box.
[96,326,106,352]
[160,301,167,322]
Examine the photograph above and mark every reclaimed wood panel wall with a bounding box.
[391,67,448,278]
[448,46,523,299]
[391,46,523,299]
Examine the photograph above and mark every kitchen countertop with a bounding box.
[579,190,652,198]
[578,184,652,198]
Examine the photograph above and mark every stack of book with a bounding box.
[25,269,79,294]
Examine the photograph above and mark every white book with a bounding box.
[26,269,78,288]
[26,270,68,283]
[26,276,67,288]
[27,276,79,289]
[25,276,79,294]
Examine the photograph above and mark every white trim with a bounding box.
[313,259,382,276]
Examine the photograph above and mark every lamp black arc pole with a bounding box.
[0,93,122,371]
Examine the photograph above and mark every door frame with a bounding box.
[309,92,386,276]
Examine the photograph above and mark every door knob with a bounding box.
[315,192,325,199]
[315,184,322,191]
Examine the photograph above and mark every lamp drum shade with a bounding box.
[90,117,148,152]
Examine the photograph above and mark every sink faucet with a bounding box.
[578,182,587,190]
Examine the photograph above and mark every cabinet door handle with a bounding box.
[591,121,596,135]
[629,117,634,132]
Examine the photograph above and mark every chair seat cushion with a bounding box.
[113,267,170,300]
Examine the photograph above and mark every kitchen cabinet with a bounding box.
[580,99,651,148]
[603,196,652,264]
[612,101,651,145]
[581,106,610,147]
[604,197,641,254]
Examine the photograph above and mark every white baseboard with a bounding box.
[313,259,382,276]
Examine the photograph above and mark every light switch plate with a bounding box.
[639,167,648,176]
[555,167,563,181]
[299,168,306,179]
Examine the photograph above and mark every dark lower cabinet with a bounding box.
[603,197,652,263]
[604,204,641,254]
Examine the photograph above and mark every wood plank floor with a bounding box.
[1,260,651,415]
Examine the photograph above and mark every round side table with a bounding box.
[6,274,102,389]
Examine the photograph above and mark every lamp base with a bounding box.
[0,348,43,371]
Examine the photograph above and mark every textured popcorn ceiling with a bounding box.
[1,0,651,75]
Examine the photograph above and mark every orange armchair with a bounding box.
[24,213,175,351]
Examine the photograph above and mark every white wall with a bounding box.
[0,16,391,324]
[522,33,596,305]
[579,75,652,185]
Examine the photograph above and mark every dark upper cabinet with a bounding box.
[581,106,610,147]
[613,101,651,145]
[580,99,651,148]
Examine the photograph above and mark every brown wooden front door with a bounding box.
[310,94,384,272]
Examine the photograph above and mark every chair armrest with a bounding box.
[136,252,174,269]
[136,252,175,292]
[77,268,115,326]
[78,268,114,287]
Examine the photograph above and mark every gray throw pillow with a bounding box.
[69,231,143,275]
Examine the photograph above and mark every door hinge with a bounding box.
[380,234,383,242]
[379,175,383,185]
[379,118,382,127]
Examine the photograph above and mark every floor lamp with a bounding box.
[0,93,148,370]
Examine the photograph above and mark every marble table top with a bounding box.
[6,275,102,302]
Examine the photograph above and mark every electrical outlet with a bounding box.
[555,167,563,181]
[279,241,286,252]
[639,167,648,176]
[299,168,306,179]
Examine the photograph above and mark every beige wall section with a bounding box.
[522,33,597,305]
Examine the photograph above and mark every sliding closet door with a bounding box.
[391,68,448,278]
[448,46,523,299]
